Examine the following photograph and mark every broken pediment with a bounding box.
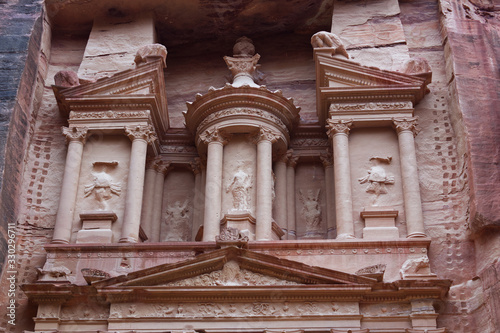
[53,57,169,136]
[313,49,431,126]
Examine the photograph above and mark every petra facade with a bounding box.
[0,1,498,333]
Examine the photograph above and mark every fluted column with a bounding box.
[393,118,426,238]
[52,127,88,244]
[255,127,279,240]
[273,153,288,236]
[201,129,228,242]
[140,158,158,240]
[320,151,336,239]
[151,161,171,242]
[190,158,203,240]
[120,125,157,243]
[286,150,298,240]
[326,119,355,239]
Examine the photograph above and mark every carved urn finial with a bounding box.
[233,36,256,58]
[224,37,260,87]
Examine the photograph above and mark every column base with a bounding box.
[51,239,70,245]
[407,231,427,238]
[336,233,355,239]
[76,211,117,244]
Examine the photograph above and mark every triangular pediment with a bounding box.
[94,246,376,290]
[314,49,431,125]
[53,58,169,133]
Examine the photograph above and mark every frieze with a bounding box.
[197,108,287,133]
[69,110,150,120]
[60,303,109,320]
[109,301,359,319]
[161,145,198,153]
[329,101,413,112]
[291,138,330,147]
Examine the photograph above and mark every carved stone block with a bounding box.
[361,207,399,240]
[76,211,117,244]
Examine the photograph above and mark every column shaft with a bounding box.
[52,129,87,244]
[332,132,355,238]
[395,121,426,238]
[140,164,157,240]
[286,152,298,240]
[151,168,167,242]
[256,139,274,240]
[202,141,224,241]
[273,159,288,234]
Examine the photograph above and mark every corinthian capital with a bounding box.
[320,151,333,167]
[252,126,279,144]
[392,117,420,137]
[200,128,230,145]
[286,149,299,168]
[62,126,88,143]
[326,119,353,137]
[125,125,157,144]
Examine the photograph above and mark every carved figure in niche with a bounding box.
[164,199,190,241]
[298,189,322,232]
[226,168,252,211]
[358,156,394,205]
[84,161,121,210]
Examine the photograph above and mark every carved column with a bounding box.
[393,118,426,238]
[320,152,336,239]
[326,119,355,239]
[201,129,228,242]
[52,127,88,244]
[120,125,157,243]
[273,152,288,236]
[190,158,203,240]
[140,158,158,240]
[286,150,298,240]
[255,127,279,240]
[151,161,171,242]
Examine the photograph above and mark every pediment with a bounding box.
[95,246,376,289]
[314,49,431,125]
[53,58,169,133]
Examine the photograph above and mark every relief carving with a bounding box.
[400,256,433,279]
[84,164,121,211]
[200,127,230,145]
[37,265,71,281]
[358,156,394,205]
[226,168,252,212]
[329,101,412,112]
[299,189,322,234]
[164,199,191,241]
[60,303,109,320]
[310,31,349,59]
[164,260,300,287]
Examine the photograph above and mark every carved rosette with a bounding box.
[326,119,353,137]
[62,126,88,144]
[200,128,230,145]
[125,125,157,144]
[392,117,420,137]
